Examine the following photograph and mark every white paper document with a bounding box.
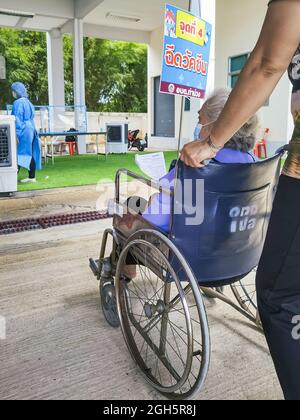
[135,153,168,181]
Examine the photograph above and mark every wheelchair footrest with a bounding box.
[89,258,100,278]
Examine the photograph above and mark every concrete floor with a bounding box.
[0,216,283,400]
[0,181,156,223]
[0,185,103,222]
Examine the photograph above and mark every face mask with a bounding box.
[12,91,18,99]
[194,120,216,141]
[194,123,202,140]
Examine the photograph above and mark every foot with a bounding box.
[20,178,37,184]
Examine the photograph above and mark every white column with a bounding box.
[72,18,87,154]
[47,29,65,107]
[190,0,202,15]
[201,0,216,96]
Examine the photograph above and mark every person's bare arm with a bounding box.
[180,0,300,167]
[211,0,300,147]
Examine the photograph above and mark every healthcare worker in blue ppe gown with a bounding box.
[11,82,41,183]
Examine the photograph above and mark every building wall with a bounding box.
[0,109,147,139]
[147,25,180,150]
[88,113,148,138]
[148,0,295,154]
[215,0,294,155]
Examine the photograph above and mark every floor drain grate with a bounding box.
[0,211,111,235]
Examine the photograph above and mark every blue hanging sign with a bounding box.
[160,4,212,99]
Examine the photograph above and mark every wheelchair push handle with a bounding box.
[275,144,290,155]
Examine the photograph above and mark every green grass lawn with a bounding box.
[17,152,178,192]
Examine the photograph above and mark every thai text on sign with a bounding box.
[160,4,212,99]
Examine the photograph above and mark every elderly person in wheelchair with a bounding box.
[90,89,286,400]
[121,89,259,279]
[141,89,259,234]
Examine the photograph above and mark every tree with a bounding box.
[0,29,48,108]
[64,35,148,113]
[0,28,147,113]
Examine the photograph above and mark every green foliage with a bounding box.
[0,28,148,113]
[0,29,48,107]
[63,35,148,112]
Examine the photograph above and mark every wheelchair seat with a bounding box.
[171,153,282,285]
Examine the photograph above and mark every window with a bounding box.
[228,53,249,89]
[184,98,191,112]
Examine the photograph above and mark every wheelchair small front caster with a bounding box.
[100,282,120,328]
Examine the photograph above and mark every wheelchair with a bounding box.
[89,148,285,399]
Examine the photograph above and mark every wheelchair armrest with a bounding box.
[115,168,173,203]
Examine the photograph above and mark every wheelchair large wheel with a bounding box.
[115,230,210,400]
[230,268,257,319]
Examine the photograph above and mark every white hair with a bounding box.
[203,88,260,152]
